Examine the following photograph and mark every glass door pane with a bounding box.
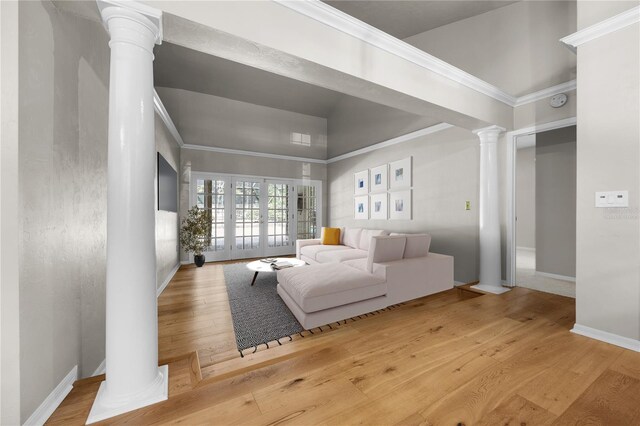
[194,176,230,261]
[232,179,262,259]
[297,184,318,240]
[265,182,293,256]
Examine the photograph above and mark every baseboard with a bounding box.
[92,359,106,376]
[535,271,576,282]
[516,246,535,252]
[180,260,192,265]
[157,262,181,297]
[571,323,640,352]
[24,365,78,426]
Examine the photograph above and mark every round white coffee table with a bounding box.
[246,258,306,286]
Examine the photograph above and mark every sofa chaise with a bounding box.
[277,228,454,329]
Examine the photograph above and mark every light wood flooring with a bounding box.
[48,261,640,425]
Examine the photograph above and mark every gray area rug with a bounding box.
[223,263,304,352]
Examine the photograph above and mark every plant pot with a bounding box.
[194,254,205,267]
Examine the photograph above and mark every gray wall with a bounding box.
[328,126,479,283]
[575,9,640,340]
[536,126,576,277]
[155,114,181,290]
[180,148,328,262]
[156,86,328,160]
[516,146,536,249]
[327,96,440,158]
[404,0,577,96]
[18,1,109,421]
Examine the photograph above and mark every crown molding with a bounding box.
[560,6,639,52]
[274,0,517,106]
[327,123,454,163]
[153,89,184,147]
[514,80,576,107]
[181,144,328,164]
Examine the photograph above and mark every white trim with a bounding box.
[275,0,516,106]
[181,260,192,265]
[516,246,535,252]
[535,271,576,283]
[153,89,184,147]
[561,6,640,51]
[514,80,577,107]
[182,144,327,164]
[470,284,511,295]
[24,366,78,426]
[93,359,106,377]
[327,123,453,163]
[505,117,577,286]
[571,323,640,352]
[97,0,163,44]
[157,262,180,297]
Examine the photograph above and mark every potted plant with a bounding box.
[180,206,209,267]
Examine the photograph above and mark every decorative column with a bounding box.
[88,2,167,423]
[471,125,511,295]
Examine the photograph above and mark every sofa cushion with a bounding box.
[300,244,350,261]
[404,234,431,258]
[343,228,363,249]
[277,263,387,313]
[320,227,341,245]
[367,235,406,272]
[316,248,368,264]
[358,229,389,251]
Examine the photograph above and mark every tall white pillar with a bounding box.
[87,2,167,423]
[471,125,511,295]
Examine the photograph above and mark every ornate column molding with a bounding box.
[87,2,167,423]
[471,125,510,295]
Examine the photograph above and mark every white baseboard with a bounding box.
[571,323,640,352]
[535,271,576,282]
[180,260,192,265]
[516,246,535,252]
[157,262,181,297]
[24,365,78,426]
[92,359,106,376]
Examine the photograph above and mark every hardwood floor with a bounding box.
[47,261,640,425]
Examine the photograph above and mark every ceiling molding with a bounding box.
[153,89,184,147]
[327,123,454,163]
[514,80,576,107]
[274,0,517,106]
[560,6,639,52]
[181,144,328,164]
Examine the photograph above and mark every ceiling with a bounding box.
[154,42,345,118]
[324,0,519,39]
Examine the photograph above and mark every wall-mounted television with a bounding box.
[157,152,178,212]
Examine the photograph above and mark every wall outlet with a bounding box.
[465,201,471,210]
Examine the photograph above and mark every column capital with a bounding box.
[473,125,506,137]
[97,0,163,48]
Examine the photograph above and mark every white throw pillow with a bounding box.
[367,235,407,272]
[404,234,431,258]
[359,229,389,251]
[343,228,363,249]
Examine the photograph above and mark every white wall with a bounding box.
[575,11,640,341]
[17,1,110,421]
[328,126,480,283]
[155,114,180,290]
[516,146,536,249]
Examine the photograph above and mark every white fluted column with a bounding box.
[471,125,510,295]
[88,2,167,423]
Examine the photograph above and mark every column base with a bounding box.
[470,284,511,295]
[86,365,168,424]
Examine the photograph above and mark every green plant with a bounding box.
[180,206,209,256]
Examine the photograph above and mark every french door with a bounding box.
[192,173,321,262]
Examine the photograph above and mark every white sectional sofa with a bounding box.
[277,228,454,329]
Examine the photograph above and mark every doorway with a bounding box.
[191,172,322,262]
[514,125,576,297]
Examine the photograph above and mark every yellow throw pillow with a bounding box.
[321,227,341,245]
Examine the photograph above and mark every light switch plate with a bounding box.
[595,190,629,208]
